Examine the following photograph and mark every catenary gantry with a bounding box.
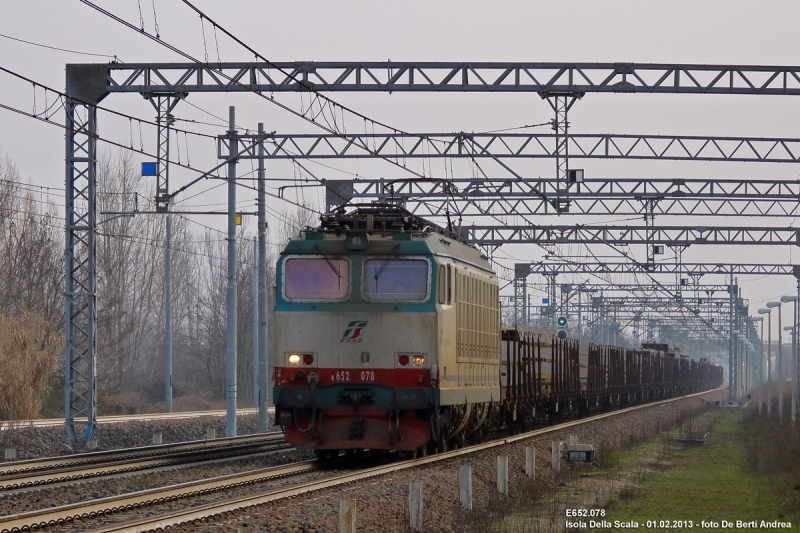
[64,61,800,447]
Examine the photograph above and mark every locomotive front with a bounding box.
[273,209,444,454]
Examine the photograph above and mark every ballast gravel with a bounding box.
[1,413,267,460]
[173,390,727,533]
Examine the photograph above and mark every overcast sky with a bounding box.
[2,1,800,342]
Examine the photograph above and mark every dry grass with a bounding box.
[0,312,62,430]
[741,402,800,516]
[446,401,719,533]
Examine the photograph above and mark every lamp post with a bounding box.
[736,333,746,399]
[782,294,798,424]
[732,329,741,401]
[759,307,773,414]
[751,316,764,414]
[768,301,784,416]
[740,336,748,398]
[785,325,796,423]
[793,266,800,424]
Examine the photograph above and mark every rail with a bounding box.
[0,431,284,482]
[0,407,264,429]
[0,388,721,533]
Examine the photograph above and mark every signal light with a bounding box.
[557,316,567,327]
[303,354,315,366]
[288,354,301,365]
[557,329,568,340]
[398,355,409,366]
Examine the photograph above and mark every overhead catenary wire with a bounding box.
[76,0,475,207]
[46,3,742,340]
[0,32,120,60]
[0,96,325,217]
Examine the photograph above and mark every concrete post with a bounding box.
[409,482,423,531]
[796,277,800,423]
[551,441,561,472]
[206,427,215,440]
[768,310,772,414]
[339,499,356,533]
[152,430,162,445]
[257,123,269,432]
[497,455,509,495]
[226,106,238,437]
[577,287,582,345]
[728,277,734,404]
[525,447,535,479]
[779,306,784,417]
[459,465,472,510]
[759,319,764,414]
[253,238,259,408]
[165,215,172,412]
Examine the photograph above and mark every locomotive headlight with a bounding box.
[288,354,301,365]
[412,355,425,366]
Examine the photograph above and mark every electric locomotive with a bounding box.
[273,205,499,456]
[272,205,725,457]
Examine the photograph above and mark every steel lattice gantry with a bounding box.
[223,132,800,163]
[525,283,737,294]
[466,225,800,246]
[64,99,98,447]
[64,61,800,448]
[98,62,800,95]
[318,177,800,218]
[521,261,797,276]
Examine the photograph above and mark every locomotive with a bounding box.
[272,206,723,457]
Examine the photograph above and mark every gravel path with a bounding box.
[170,390,727,533]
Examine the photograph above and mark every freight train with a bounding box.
[272,206,723,458]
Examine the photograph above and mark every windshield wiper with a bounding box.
[374,244,400,287]
[314,244,341,287]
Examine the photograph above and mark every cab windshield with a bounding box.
[363,259,429,302]
[284,257,350,301]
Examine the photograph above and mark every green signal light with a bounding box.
[557,316,567,327]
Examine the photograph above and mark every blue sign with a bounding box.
[141,162,157,176]
[542,298,549,304]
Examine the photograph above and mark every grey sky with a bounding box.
[2,0,800,342]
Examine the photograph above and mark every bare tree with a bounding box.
[0,153,64,418]
[0,147,317,415]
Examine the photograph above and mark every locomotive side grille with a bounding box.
[338,388,376,407]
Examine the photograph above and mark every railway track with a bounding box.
[0,408,263,430]
[0,432,288,491]
[0,388,720,533]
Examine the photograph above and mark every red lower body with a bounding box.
[283,406,430,451]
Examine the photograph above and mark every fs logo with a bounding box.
[341,320,368,343]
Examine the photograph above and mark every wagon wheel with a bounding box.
[314,449,331,461]
[438,438,449,453]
